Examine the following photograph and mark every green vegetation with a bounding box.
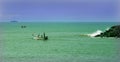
[96,25,120,38]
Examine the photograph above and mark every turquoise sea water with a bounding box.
[0,22,120,62]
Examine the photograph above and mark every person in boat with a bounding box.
[43,32,48,40]
[32,33,48,40]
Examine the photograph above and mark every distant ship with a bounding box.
[10,20,18,22]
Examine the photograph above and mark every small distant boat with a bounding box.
[21,25,27,28]
[32,33,48,40]
[10,20,18,22]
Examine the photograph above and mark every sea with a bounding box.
[0,22,120,62]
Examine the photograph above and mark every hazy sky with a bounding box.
[1,0,120,22]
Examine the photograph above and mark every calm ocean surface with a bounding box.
[0,22,120,62]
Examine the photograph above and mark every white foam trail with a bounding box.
[87,30,102,37]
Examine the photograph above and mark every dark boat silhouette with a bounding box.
[10,20,18,22]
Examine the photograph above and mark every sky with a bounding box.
[0,0,120,22]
